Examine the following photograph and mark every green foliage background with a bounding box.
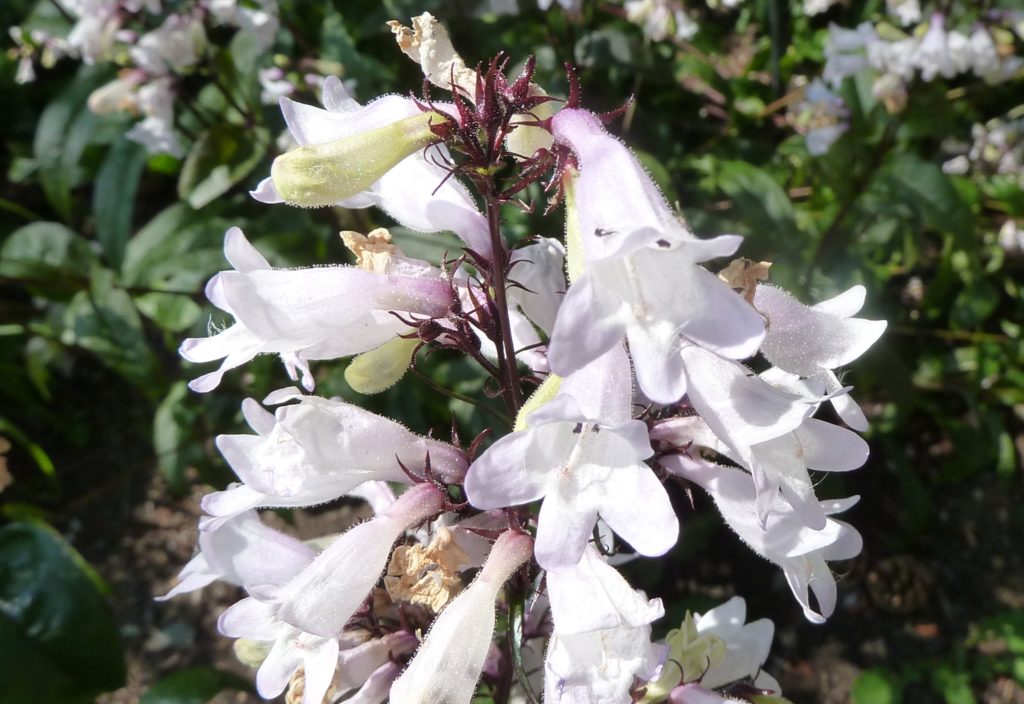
[1,0,1022,702]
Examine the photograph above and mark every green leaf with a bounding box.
[33,65,110,221]
[716,160,797,247]
[0,221,98,299]
[877,155,972,238]
[140,666,250,704]
[122,203,231,290]
[852,669,902,704]
[178,124,268,209]
[93,137,147,271]
[61,270,160,389]
[153,382,201,492]
[134,293,202,333]
[0,522,125,703]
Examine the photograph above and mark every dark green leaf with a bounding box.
[178,125,268,209]
[122,203,231,290]
[33,65,110,221]
[61,269,160,388]
[877,155,972,238]
[93,137,147,271]
[716,160,797,251]
[0,522,125,703]
[0,221,97,299]
[140,666,251,704]
[153,381,201,492]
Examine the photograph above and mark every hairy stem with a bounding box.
[483,187,525,416]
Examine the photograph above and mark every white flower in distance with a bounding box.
[823,22,877,87]
[663,455,862,623]
[252,76,491,257]
[158,509,315,600]
[464,345,678,569]
[547,109,764,403]
[129,13,206,75]
[179,227,453,392]
[202,391,466,524]
[389,530,534,704]
[753,283,886,430]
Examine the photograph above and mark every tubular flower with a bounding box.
[251,76,492,257]
[663,454,862,623]
[202,391,466,525]
[547,109,764,402]
[753,284,886,430]
[464,345,678,568]
[389,530,534,703]
[179,227,453,392]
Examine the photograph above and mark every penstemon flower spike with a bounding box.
[164,12,886,704]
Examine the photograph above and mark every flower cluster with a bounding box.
[163,12,884,703]
[12,0,278,155]
[824,13,1023,97]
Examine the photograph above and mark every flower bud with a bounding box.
[271,110,449,208]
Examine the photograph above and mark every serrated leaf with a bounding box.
[0,522,125,702]
[177,125,268,209]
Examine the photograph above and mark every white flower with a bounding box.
[660,344,869,529]
[792,79,848,156]
[125,77,183,156]
[219,598,341,704]
[644,596,779,701]
[179,227,454,392]
[967,28,1001,81]
[62,0,121,64]
[886,0,921,26]
[207,0,279,51]
[158,509,315,600]
[389,531,534,703]
[545,621,666,704]
[202,391,466,523]
[753,283,886,430]
[129,13,206,75]
[272,483,445,637]
[508,237,566,337]
[258,66,294,105]
[803,0,841,17]
[251,76,491,257]
[464,345,678,568]
[663,455,862,623]
[547,545,664,635]
[823,22,877,86]
[547,109,763,403]
[915,14,956,81]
